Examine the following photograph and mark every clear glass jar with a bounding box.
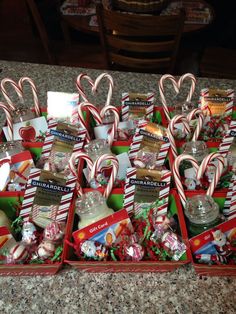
[172,94,196,116]
[181,141,209,187]
[12,107,36,123]
[185,195,221,236]
[0,141,24,159]
[76,191,114,229]
[84,139,113,162]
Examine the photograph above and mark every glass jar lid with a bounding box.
[185,195,220,224]
[12,107,36,123]
[183,141,208,163]
[76,190,106,216]
[84,139,112,162]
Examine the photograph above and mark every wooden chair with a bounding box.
[96,4,185,73]
[200,46,236,80]
[25,0,105,69]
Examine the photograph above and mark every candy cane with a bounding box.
[196,152,225,197]
[69,152,93,196]
[0,78,23,111]
[173,154,199,208]
[18,77,41,117]
[100,105,120,146]
[187,108,204,141]
[178,73,196,102]
[92,73,114,107]
[159,74,179,122]
[76,73,94,102]
[89,154,119,198]
[78,102,103,141]
[0,102,13,140]
[167,114,191,159]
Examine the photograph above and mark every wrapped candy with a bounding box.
[44,221,64,243]
[21,221,37,246]
[124,243,144,261]
[37,240,56,260]
[8,243,29,264]
[161,231,186,261]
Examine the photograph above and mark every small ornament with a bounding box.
[212,229,232,257]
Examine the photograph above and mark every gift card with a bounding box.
[72,209,133,246]
[189,217,236,256]
[3,116,48,142]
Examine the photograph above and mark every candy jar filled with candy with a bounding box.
[76,191,114,229]
[185,195,222,236]
[173,99,196,116]
[12,106,36,123]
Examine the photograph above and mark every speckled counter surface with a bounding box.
[0,60,235,314]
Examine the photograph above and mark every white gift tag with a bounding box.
[184,167,196,179]
[94,125,111,140]
[0,162,10,191]
[3,116,48,141]
[47,91,79,122]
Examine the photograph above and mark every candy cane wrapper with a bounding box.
[199,88,234,117]
[124,167,171,215]
[128,120,170,167]
[218,120,236,158]
[41,120,87,159]
[121,92,154,122]
[19,168,76,225]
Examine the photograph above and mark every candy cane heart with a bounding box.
[89,154,119,199]
[173,154,200,208]
[76,73,94,102]
[186,108,204,141]
[159,74,179,122]
[78,102,103,141]
[100,105,120,146]
[0,78,23,111]
[68,152,93,196]
[196,152,225,197]
[178,73,196,103]
[92,73,114,108]
[167,114,191,159]
[18,77,41,117]
[0,102,13,140]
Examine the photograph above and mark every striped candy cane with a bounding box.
[173,154,199,208]
[78,102,103,141]
[167,114,191,159]
[89,154,119,199]
[100,105,120,146]
[159,74,179,122]
[196,152,225,197]
[18,77,41,116]
[0,102,13,140]
[178,73,196,102]
[228,175,236,219]
[69,152,93,196]
[92,73,114,107]
[76,73,94,102]
[0,78,23,111]
[187,108,204,141]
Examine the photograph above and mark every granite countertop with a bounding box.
[0,60,235,314]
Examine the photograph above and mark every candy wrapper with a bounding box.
[129,121,170,168]
[19,168,76,229]
[121,93,154,126]
[38,120,86,175]
[124,167,171,216]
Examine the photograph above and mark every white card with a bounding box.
[47,91,79,121]
[3,116,48,141]
[94,121,134,140]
